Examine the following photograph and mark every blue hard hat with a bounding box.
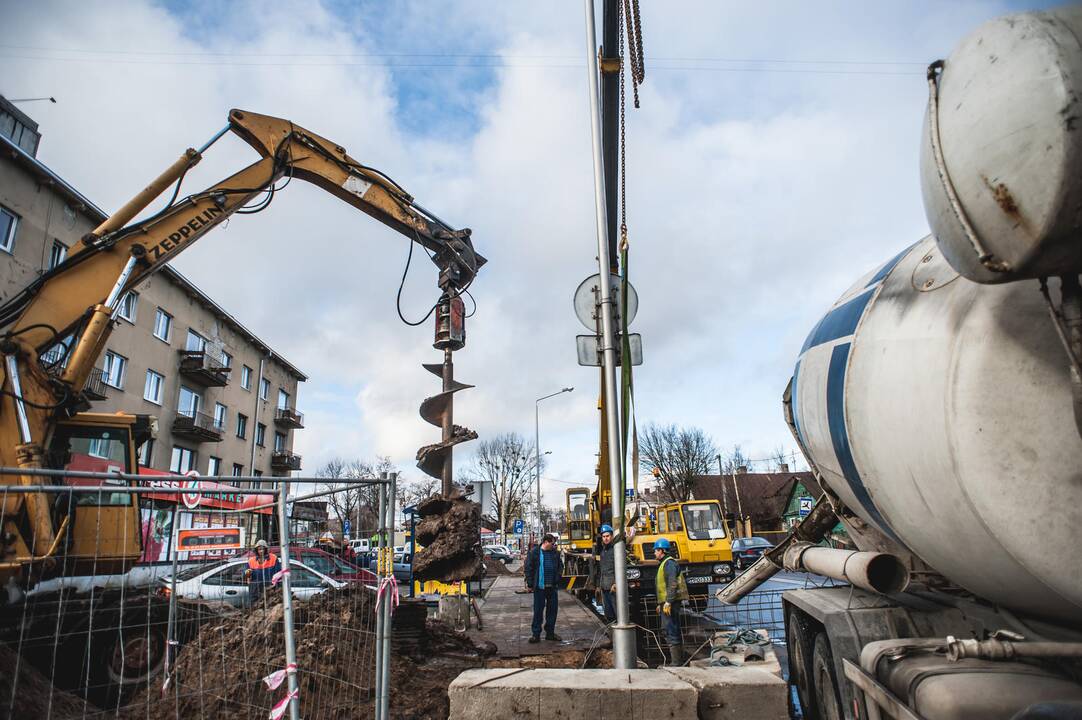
[654,538,672,550]
[599,524,614,534]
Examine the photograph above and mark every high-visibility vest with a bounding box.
[655,555,688,603]
[248,553,278,571]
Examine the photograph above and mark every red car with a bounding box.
[263,546,377,585]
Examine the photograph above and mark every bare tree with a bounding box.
[462,432,542,534]
[397,475,439,510]
[719,444,753,474]
[638,423,718,502]
[319,456,397,537]
[768,445,791,472]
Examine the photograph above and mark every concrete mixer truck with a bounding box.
[717,7,1082,720]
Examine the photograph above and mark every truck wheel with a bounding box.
[811,633,843,720]
[786,607,820,720]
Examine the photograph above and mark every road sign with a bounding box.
[576,333,643,367]
[573,273,639,331]
[798,496,814,517]
[626,488,636,498]
[343,519,351,538]
[513,518,525,535]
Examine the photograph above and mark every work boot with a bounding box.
[667,644,685,667]
[545,633,562,641]
[528,635,540,644]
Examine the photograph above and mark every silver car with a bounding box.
[162,558,346,607]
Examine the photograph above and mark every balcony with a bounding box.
[83,367,109,401]
[178,350,230,387]
[172,410,224,443]
[274,406,305,429]
[271,450,302,472]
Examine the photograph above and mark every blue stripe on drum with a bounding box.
[799,289,874,354]
[826,342,898,541]
[864,245,913,288]
[791,360,805,447]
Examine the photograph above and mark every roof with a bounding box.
[0,132,307,381]
[691,471,818,523]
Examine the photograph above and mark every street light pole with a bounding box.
[535,388,573,538]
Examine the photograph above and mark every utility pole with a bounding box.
[583,0,635,669]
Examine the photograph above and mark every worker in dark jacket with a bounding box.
[654,537,688,665]
[246,539,281,607]
[597,524,620,623]
[524,534,563,643]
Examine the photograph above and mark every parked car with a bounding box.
[161,558,345,608]
[730,537,775,570]
[268,546,377,585]
[483,544,514,563]
[366,551,412,583]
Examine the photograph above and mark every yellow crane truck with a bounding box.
[0,109,483,702]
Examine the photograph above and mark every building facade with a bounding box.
[0,96,305,486]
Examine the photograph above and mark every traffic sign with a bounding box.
[343,519,352,538]
[513,518,525,534]
[798,496,814,517]
[181,471,201,509]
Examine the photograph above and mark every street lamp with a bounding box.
[535,387,573,537]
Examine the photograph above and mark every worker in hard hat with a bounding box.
[653,537,689,666]
[597,524,620,623]
[246,539,281,607]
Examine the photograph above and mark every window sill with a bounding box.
[143,398,162,406]
[153,334,171,345]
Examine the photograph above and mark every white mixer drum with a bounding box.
[791,235,1082,624]
[920,7,1082,284]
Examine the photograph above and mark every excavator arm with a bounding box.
[0,109,484,561]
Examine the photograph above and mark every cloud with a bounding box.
[3,0,1045,504]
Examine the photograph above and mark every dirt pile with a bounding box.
[0,643,87,720]
[123,587,491,720]
[413,493,483,582]
[484,557,516,575]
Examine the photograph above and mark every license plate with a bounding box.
[686,576,713,584]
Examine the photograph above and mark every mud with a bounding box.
[0,643,87,719]
[412,493,483,582]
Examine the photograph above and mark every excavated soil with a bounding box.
[413,494,483,582]
[0,643,88,720]
[119,587,491,720]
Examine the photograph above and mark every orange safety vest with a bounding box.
[248,553,278,570]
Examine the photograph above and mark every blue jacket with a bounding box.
[524,545,562,589]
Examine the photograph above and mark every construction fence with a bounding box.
[0,470,400,720]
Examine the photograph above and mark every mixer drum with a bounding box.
[791,236,1082,624]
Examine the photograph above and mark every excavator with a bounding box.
[0,109,483,699]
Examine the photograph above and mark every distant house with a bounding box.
[690,466,818,540]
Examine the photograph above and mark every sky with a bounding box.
[3,0,1060,507]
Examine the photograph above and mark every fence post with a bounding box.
[374,473,388,720]
[277,482,302,720]
[379,472,397,720]
[163,503,180,696]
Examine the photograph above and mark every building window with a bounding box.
[208,456,222,476]
[221,351,232,369]
[114,291,138,323]
[255,423,266,447]
[274,432,287,452]
[254,469,263,479]
[0,205,18,254]
[170,446,197,473]
[259,378,270,400]
[102,351,127,389]
[277,389,290,410]
[213,403,227,430]
[232,463,244,477]
[236,413,248,439]
[48,240,67,269]
[137,438,154,467]
[87,437,109,458]
[186,329,206,353]
[241,365,253,390]
[153,308,172,342]
[178,385,202,417]
[143,369,164,404]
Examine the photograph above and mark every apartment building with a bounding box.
[0,95,305,484]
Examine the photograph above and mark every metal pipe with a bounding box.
[441,349,454,496]
[946,638,1082,662]
[379,472,397,720]
[277,478,302,720]
[0,467,388,484]
[163,502,181,695]
[373,474,388,719]
[3,354,32,443]
[88,149,200,240]
[104,255,140,310]
[535,402,541,538]
[197,124,232,154]
[783,542,909,594]
[583,0,635,669]
[251,353,267,484]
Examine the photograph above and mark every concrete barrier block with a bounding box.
[662,666,788,720]
[449,668,538,719]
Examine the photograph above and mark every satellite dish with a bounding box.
[573,273,638,332]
